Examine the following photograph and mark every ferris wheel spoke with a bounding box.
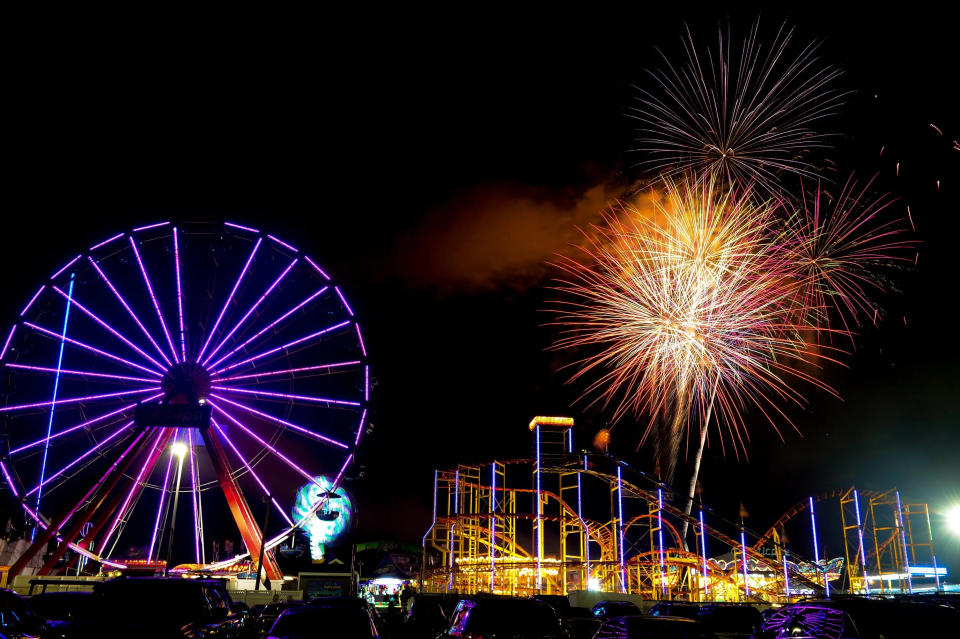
[208,401,326,486]
[200,258,298,367]
[0,386,161,414]
[99,428,171,559]
[210,385,360,408]
[196,238,263,362]
[205,286,330,371]
[22,421,135,499]
[1,325,18,360]
[208,394,350,450]
[8,393,163,456]
[211,418,295,527]
[5,363,159,385]
[211,320,351,376]
[148,452,176,561]
[23,322,165,377]
[129,236,180,363]
[0,461,18,496]
[51,286,169,371]
[88,257,174,368]
[213,360,361,384]
[172,228,188,362]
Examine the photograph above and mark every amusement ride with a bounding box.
[0,221,369,582]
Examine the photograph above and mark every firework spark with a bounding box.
[631,21,846,195]
[549,175,840,478]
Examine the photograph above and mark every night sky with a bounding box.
[5,6,958,573]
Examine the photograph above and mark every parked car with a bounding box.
[265,605,380,639]
[562,607,600,639]
[694,604,762,638]
[594,615,716,638]
[648,602,701,620]
[25,591,93,639]
[531,594,571,616]
[84,576,241,638]
[0,588,44,639]
[399,594,452,638]
[591,600,642,619]
[441,597,563,638]
[255,601,304,637]
[755,598,959,639]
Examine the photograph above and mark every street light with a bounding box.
[946,505,960,536]
[164,440,188,575]
[170,441,188,459]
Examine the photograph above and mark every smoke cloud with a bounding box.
[390,178,632,292]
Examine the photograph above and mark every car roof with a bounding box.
[612,615,698,623]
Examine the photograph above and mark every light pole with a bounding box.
[164,440,188,576]
[255,494,271,591]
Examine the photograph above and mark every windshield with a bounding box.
[29,593,93,621]
[95,581,210,627]
[465,601,559,632]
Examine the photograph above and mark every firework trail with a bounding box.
[549,175,841,480]
[783,175,914,339]
[631,21,846,196]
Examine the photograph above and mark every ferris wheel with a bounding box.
[0,221,369,580]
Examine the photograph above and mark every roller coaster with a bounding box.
[420,417,944,602]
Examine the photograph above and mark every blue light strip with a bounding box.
[617,465,625,593]
[582,455,591,582]
[895,491,913,594]
[853,490,871,594]
[449,469,459,591]
[809,497,829,596]
[33,273,75,540]
[535,424,542,590]
[699,507,709,597]
[658,487,667,597]
[490,462,496,592]
[782,551,791,600]
[740,527,750,597]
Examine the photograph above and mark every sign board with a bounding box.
[134,403,211,429]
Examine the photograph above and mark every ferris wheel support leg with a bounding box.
[39,428,175,575]
[8,430,151,580]
[200,428,283,581]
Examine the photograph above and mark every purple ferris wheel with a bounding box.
[0,221,369,580]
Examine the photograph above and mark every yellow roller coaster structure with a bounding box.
[420,417,944,601]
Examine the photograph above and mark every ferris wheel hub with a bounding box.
[161,361,212,404]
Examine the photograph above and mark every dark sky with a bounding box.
[5,5,958,574]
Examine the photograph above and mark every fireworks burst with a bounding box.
[549,175,841,478]
[631,21,846,195]
[784,175,914,337]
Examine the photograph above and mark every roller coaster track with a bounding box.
[543,463,826,596]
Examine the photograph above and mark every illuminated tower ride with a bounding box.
[0,222,370,580]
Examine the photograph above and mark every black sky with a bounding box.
[5,5,958,573]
